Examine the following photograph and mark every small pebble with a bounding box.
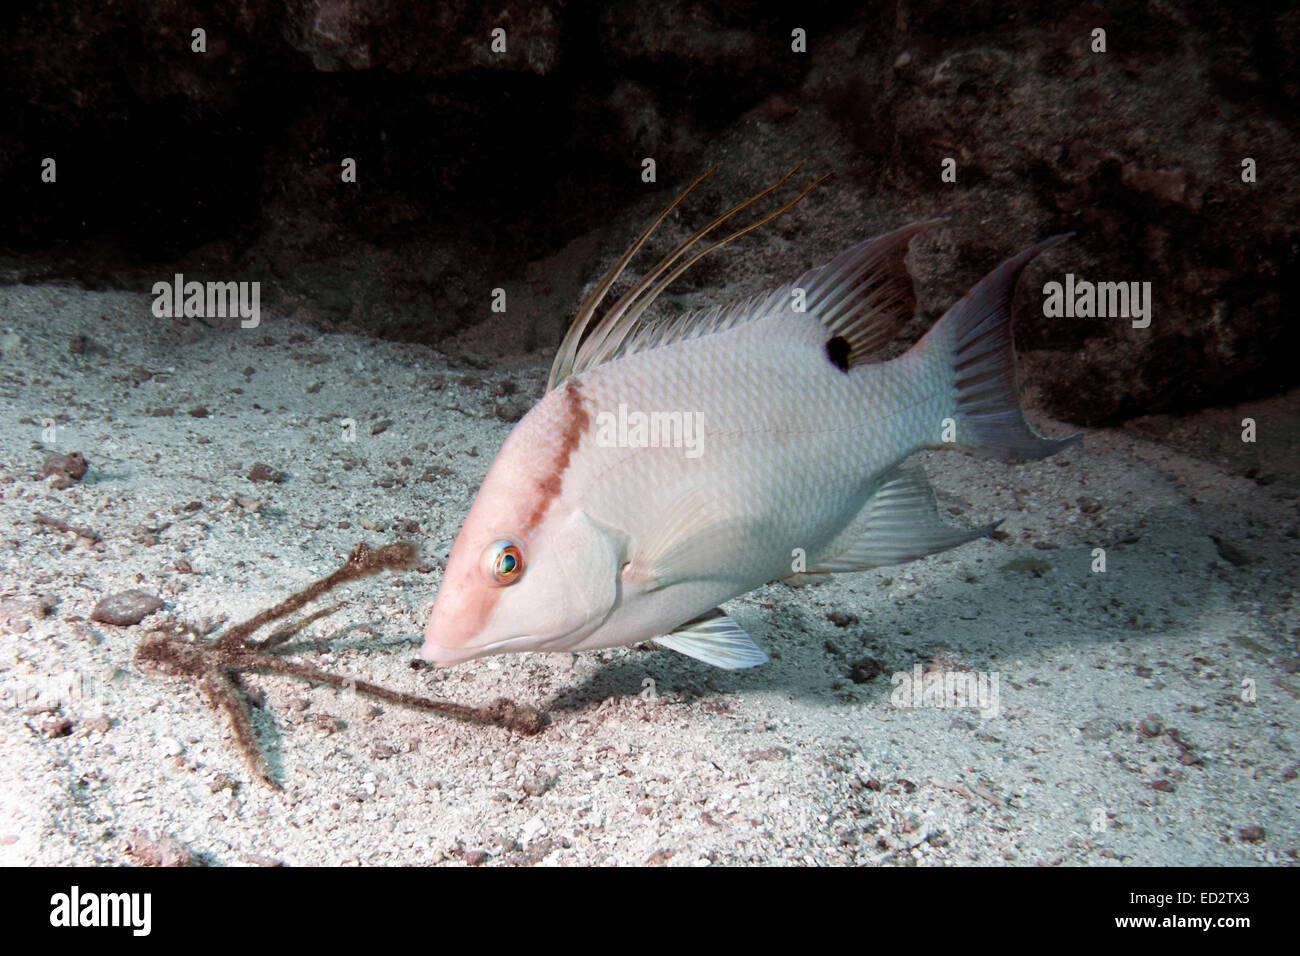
[1238,825,1266,843]
[42,451,88,481]
[248,462,286,484]
[90,590,164,626]
[124,830,197,867]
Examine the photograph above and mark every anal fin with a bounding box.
[808,466,997,573]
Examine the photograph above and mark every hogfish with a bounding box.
[420,167,1077,669]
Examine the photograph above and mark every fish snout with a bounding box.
[419,613,478,666]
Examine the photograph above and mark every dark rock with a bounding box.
[849,657,884,683]
[0,2,1293,420]
[282,1,563,75]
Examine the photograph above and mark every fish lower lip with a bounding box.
[420,633,550,664]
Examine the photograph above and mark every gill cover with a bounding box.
[548,508,623,644]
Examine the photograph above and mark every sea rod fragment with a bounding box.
[135,541,544,788]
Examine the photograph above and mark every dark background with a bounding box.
[1,0,1296,424]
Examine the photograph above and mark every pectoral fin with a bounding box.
[653,608,769,670]
[624,489,748,593]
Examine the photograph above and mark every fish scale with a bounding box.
[573,313,926,562]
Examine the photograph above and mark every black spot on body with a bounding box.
[826,335,851,373]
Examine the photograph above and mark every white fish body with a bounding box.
[420,173,1077,669]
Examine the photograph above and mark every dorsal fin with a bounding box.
[609,218,942,367]
[612,291,777,360]
[547,164,830,390]
[792,218,942,367]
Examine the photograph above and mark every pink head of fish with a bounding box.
[419,382,622,665]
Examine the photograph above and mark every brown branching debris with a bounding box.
[134,541,546,789]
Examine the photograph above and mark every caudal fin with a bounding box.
[919,235,1081,461]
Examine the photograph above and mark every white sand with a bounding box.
[0,283,1295,866]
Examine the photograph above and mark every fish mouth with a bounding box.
[418,632,556,666]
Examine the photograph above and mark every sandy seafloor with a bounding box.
[1,282,1296,867]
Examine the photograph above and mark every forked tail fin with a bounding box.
[918,235,1081,460]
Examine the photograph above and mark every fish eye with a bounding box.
[482,538,525,586]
